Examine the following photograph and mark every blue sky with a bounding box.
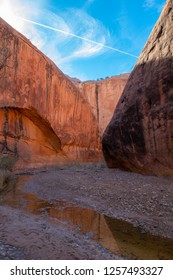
[0,0,165,80]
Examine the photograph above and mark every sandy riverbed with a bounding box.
[0,163,173,259]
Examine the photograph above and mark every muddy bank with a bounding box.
[0,204,117,260]
[0,164,173,259]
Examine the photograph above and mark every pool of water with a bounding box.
[1,175,173,259]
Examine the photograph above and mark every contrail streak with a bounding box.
[15,16,138,58]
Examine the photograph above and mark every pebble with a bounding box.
[0,241,27,260]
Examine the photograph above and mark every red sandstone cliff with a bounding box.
[0,18,101,168]
[103,0,173,176]
[72,74,129,134]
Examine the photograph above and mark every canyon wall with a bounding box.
[0,18,101,168]
[72,74,129,134]
[103,0,173,176]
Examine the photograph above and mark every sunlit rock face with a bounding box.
[103,0,173,176]
[0,107,62,168]
[0,18,101,168]
[72,74,129,134]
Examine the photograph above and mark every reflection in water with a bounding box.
[1,175,173,260]
[104,216,173,259]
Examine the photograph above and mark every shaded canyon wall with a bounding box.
[103,0,173,176]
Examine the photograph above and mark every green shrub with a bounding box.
[0,154,17,193]
[0,154,17,171]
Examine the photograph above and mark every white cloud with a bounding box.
[59,40,105,65]
[143,0,155,8]
[59,8,109,58]
[143,0,165,12]
[83,0,95,9]
[74,42,104,57]
[0,0,110,77]
[86,0,95,3]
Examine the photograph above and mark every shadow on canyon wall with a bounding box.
[102,57,173,176]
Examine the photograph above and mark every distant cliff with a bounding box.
[71,74,129,134]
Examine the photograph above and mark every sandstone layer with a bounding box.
[0,18,101,168]
[103,0,173,176]
[72,74,129,134]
